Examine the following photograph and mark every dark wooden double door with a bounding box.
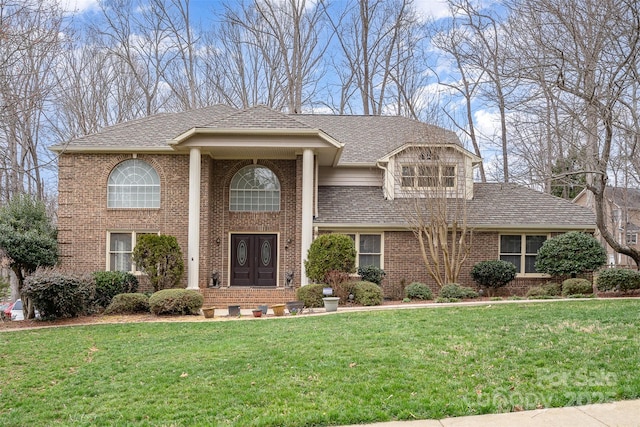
[230,234,277,287]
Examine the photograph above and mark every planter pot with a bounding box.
[252,309,263,318]
[228,305,241,317]
[202,307,215,319]
[272,304,286,316]
[286,301,304,315]
[322,297,340,312]
[258,305,268,315]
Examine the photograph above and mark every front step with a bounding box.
[201,287,298,308]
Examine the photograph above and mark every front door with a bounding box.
[231,234,277,286]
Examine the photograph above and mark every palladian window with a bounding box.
[107,159,160,208]
[230,165,280,212]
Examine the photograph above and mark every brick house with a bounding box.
[51,105,596,306]
[573,187,640,268]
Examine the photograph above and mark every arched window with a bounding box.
[107,159,160,208]
[230,165,280,212]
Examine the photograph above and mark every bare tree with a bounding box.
[0,0,64,204]
[394,146,473,287]
[325,0,429,116]
[222,0,330,113]
[508,0,640,266]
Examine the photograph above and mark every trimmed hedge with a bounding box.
[148,289,203,315]
[352,281,383,306]
[439,283,478,299]
[561,278,593,296]
[93,271,138,308]
[405,282,433,300]
[296,284,326,308]
[104,293,150,314]
[597,268,640,292]
[23,269,94,319]
[526,282,562,298]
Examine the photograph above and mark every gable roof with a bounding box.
[315,183,596,230]
[50,105,464,166]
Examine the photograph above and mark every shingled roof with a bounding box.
[52,105,461,164]
[315,183,596,229]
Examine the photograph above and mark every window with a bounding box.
[108,159,160,208]
[499,234,547,274]
[346,233,383,268]
[401,164,456,188]
[230,165,280,212]
[108,231,156,273]
[627,233,638,245]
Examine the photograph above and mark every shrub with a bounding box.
[526,282,562,298]
[405,282,433,300]
[535,232,606,277]
[352,281,383,306]
[435,297,460,303]
[561,278,593,296]
[542,282,562,296]
[357,265,386,286]
[23,269,94,319]
[104,293,150,314]
[471,260,517,296]
[148,289,203,315]
[304,234,356,283]
[440,283,478,299]
[296,284,326,308]
[597,268,640,292]
[133,234,185,292]
[93,271,139,308]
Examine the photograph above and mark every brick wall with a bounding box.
[382,230,550,298]
[58,153,191,279]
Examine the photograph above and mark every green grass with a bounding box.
[1,299,639,426]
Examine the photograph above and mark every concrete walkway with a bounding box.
[341,398,640,426]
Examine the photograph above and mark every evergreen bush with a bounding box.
[93,271,139,308]
[352,281,383,306]
[133,234,185,292]
[304,234,356,284]
[148,289,203,315]
[535,232,606,277]
[23,269,94,319]
[439,283,478,299]
[597,268,640,292]
[296,284,326,308]
[471,260,517,296]
[104,293,150,314]
[561,278,593,296]
[357,265,385,286]
[405,282,433,300]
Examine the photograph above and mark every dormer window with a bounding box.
[401,164,456,188]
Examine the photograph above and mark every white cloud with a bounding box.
[414,0,451,20]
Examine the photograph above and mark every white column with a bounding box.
[301,148,314,286]
[187,147,201,289]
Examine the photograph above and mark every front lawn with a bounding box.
[1,299,639,426]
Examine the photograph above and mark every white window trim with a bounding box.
[107,159,160,209]
[400,164,457,189]
[344,232,384,269]
[106,230,159,274]
[499,233,550,277]
[626,233,637,245]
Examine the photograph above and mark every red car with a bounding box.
[1,301,13,320]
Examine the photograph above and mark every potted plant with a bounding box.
[286,300,304,314]
[252,309,263,318]
[202,307,215,318]
[322,286,340,312]
[271,303,285,316]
